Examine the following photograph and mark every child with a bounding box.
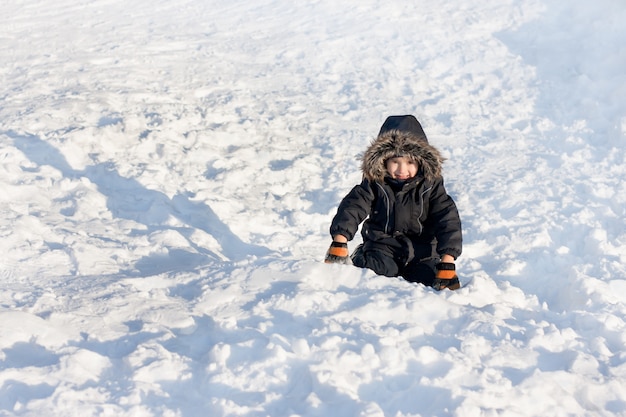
[325,115,462,290]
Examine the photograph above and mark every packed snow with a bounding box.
[1,0,626,416]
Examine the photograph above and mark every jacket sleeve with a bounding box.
[427,178,462,259]
[329,179,375,241]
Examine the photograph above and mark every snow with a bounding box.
[1,0,626,415]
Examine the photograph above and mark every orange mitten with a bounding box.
[433,262,461,291]
[324,241,350,264]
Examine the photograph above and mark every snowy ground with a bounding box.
[1,0,626,416]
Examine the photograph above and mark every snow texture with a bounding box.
[1,0,626,416]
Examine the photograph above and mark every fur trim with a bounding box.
[361,128,444,183]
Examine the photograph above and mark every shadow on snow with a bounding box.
[8,130,271,277]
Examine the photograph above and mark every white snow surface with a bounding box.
[1,0,626,416]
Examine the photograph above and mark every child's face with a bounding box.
[385,156,418,180]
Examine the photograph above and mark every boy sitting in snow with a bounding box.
[325,115,462,290]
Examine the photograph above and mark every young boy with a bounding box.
[325,115,462,290]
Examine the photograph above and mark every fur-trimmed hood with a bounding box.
[361,115,444,183]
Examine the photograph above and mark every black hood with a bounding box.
[378,115,427,140]
[362,115,444,183]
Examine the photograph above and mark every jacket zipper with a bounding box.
[378,182,432,236]
[376,183,392,234]
[417,186,433,234]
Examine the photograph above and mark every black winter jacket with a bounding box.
[330,175,462,259]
